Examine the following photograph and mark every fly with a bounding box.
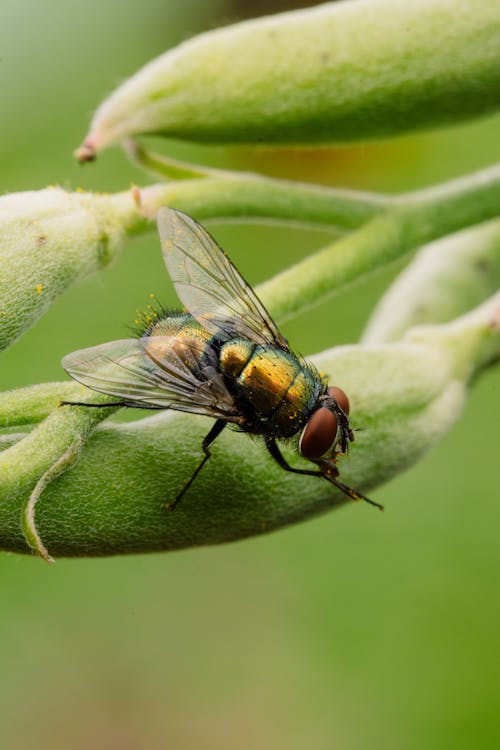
[62,208,382,511]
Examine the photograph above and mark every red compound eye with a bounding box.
[299,407,338,460]
[327,385,350,415]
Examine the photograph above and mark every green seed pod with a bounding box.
[363,218,500,343]
[0,293,497,559]
[77,0,500,159]
[0,187,141,351]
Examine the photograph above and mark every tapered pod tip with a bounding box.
[74,140,97,163]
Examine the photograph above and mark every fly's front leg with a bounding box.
[330,401,353,453]
[265,437,324,478]
[167,419,227,510]
[266,438,383,511]
[317,459,384,511]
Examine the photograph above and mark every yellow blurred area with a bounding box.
[1,2,499,749]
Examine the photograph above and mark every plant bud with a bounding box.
[363,218,500,343]
[0,187,141,351]
[77,0,500,159]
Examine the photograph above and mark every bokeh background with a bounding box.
[1,1,499,748]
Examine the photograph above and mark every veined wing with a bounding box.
[62,337,239,420]
[157,207,289,350]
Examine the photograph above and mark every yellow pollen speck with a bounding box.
[35,284,43,294]
[149,293,155,299]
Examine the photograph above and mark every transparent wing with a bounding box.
[157,207,289,349]
[62,337,239,420]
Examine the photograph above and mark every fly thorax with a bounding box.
[271,367,321,438]
[143,314,216,376]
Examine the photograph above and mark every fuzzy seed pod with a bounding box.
[363,218,500,343]
[77,0,500,159]
[0,293,498,558]
[0,187,142,351]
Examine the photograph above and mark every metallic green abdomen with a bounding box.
[220,340,320,437]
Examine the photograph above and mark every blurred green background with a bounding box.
[1,1,499,748]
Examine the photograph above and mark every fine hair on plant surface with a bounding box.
[1,0,499,561]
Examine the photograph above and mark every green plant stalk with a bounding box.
[0,383,81,428]
[0,433,26,451]
[2,164,500,352]
[0,293,498,558]
[258,165,500,321]
[0,178,389,353]
[21,438,84,562]
[76,0,500,157]
[0,389,120,558]
[363,217,500,343]
[138,175,388,228]
[124,140,389,225]
[123,138,221,179]
[5,211,498,434]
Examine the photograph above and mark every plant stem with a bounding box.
[0,392,120,555]
[256,165,500,320]
[363,217,500,343]
[0,383,81,428]
[133,174,388,230]
[3,163,500,353]
[123,138,221,180]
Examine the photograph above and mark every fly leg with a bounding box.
[59,400,132,408]
[266,438,383,511]
[317,459,384,511]
[265,437,326,478]
[167,419,227,510]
